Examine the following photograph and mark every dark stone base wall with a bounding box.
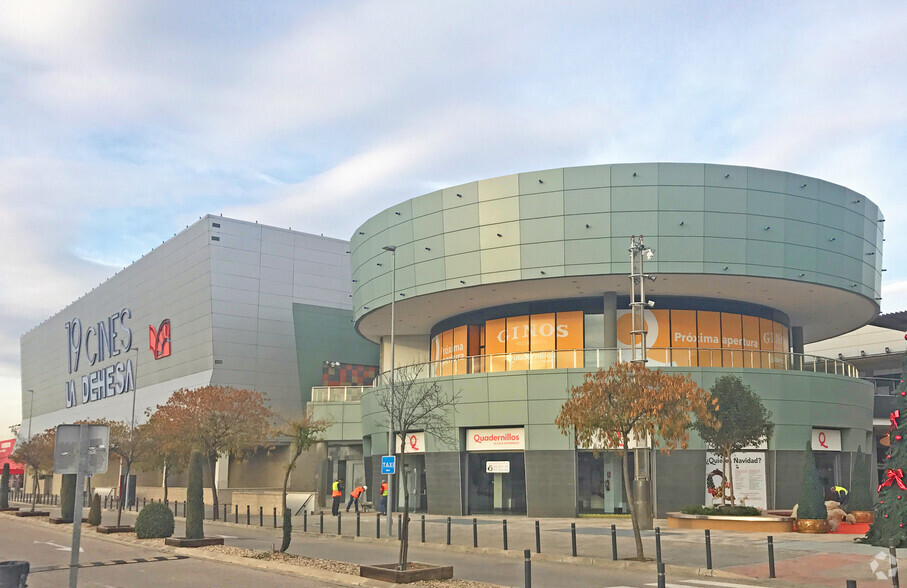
[525,450,577,518]
[654,451,707,517]
[425,452,464,515]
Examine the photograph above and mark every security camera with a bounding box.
[646,300,655,308]
[644,249,655,261]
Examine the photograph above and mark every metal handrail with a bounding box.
[310,386,368,403]
[372,347,861,385]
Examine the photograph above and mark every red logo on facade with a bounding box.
[149,319,171,359]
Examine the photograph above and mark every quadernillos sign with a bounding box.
[63,308,136,409]
[466,427,525,451]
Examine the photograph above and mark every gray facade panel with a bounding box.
[425,452,464,515]
[525,450,576,518]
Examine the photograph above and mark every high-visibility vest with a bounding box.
[833,485,848,495]
[351,486,365,499]
[332,480,342,498]
[380,482,388,497]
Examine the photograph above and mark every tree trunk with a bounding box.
[721,453,728,506]
[281,463,293,518]
[621,447,644,560]
[726,449,736,506]
[163,463,169,503]
[208,453,220,515]
[117,461,130,527]
[397,446,409,570]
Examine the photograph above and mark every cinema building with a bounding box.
[342,163,884,517]
[20,217,378,506]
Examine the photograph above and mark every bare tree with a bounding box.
[375,362,460,571]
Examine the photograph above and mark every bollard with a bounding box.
[705,529,712,570]
[890,545,899,588]
[473,518,478,548]
[338,512,342,535]
[223,504,227,522]
[535,520,541,554]
[377,513,381,538]
[657,562,666,588]
[184,501,187,518]
[104,496,108,509]
[655,527,662,565]
[524,549,532,588]
[143,497,146,509]
[611,524,618,561]
[246,505,250,525]
[447,516,451,545]
[503,519,508,551]
[259,506,263,527]
[398,514,402,541]
[303,509,307,532]
[234,504,238,524]
[421,515,425,543]
[571,523,577,557]
[356,512,360,537]
[273,507,277,528]
[767,536,776,579]
[319,511,324,534]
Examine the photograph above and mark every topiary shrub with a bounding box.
[798,441,827,520]
[280,507,291,552]
[185,451,205,539]
[136,501,175,538]
[1,463,9,509]
[848,445,874,512]
[60,474,76,521]
[88,493,101,526]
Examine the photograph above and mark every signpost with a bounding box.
[55,424,109,588]
[381,455,396,475]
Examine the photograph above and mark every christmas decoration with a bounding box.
[861,344,907,546]
[797,441,827,523]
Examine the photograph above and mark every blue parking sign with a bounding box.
[381,455,396,474]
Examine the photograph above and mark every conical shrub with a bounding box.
[798,441,827,520]
[848,445,874,512]
[88,493,101,526]
[185,451,205,539]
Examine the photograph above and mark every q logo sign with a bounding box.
[149,319,171,360]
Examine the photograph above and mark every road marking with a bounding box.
[681,581,764,587]
[31,555,189,573]
[214,534,239,539]
[33,540,84,552]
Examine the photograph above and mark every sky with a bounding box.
[1,1,906,436]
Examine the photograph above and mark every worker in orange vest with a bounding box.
[379,481,388,515]
[331,478,344,516]
[346,484,367,513]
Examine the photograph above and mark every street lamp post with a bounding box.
[26,389,34,439]
[382,244,397,537]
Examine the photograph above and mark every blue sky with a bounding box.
[2,1,906,434]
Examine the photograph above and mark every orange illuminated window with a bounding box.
[507,315,530,370]
[721,313,743,368]
[759,318,774,369]
[556,311,584,368]
[670,310,698,367]
[697,311,721,367]
[452,325,468,375]
[772,321,787,369]
[741,316,761,368]
[485,318,506,372]
[530,313,556,369]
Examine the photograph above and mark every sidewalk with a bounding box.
[7,498,898,587]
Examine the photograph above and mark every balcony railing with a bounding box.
[310,386,368,403]
[374,347,860,385]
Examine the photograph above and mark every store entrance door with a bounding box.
[467,453,526,514]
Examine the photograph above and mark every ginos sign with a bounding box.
[495,321,569,343]
[466,427,525,451]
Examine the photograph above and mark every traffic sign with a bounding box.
[54,424,109,475]
[381,455,396,475]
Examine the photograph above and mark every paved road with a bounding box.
[0,513,339,587]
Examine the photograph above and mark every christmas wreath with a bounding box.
[706,468,726,498]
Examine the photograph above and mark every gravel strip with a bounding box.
[201,545,498,587]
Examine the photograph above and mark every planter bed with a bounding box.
[360,562,454,584]
[667,512,794,532]
[49,517,88,524]
[165,537,224,548]
[14,511,49,517]
[96,525,135,534]
[0,507,20,512]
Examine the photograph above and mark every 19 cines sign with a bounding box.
[63,308,136,409]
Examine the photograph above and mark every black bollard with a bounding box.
[571,523,577,557]
[473,518,478,548]
[356,512,360,537]
[421,515,425,543]
[259,506,263,526]
[657,562,666,588]
[535,520,541,554]
[503,519,508,551]
[273,507,277,528]
[303,509,307,532]
[655,527,662,565]
[222,503,226,522]
[104,496,108,509]
[890,545,899,588]
[767,536,776,579]
[377,513,381,538]
[447,516,451,545]
[246,505,250,525]
[338,512,342,535]
[611,524,618,561]
[398,514,402,541]
[143,497,146,508]
[524,549,532,588]
[319,511,324,534]
[705,529,712,570]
